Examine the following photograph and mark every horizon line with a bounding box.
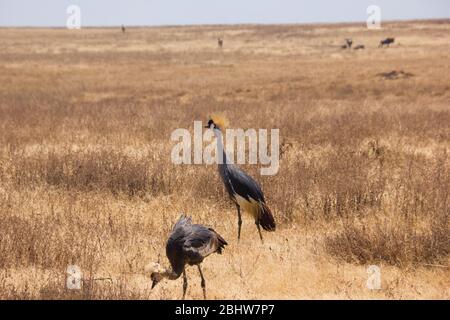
[1,17,449,29]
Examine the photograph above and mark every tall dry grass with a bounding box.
[0,20,449,299]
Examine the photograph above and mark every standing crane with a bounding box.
[148,215,227,299]
[205,117,276,243]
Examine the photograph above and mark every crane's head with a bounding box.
[146,262,165,289]
[205,114,229,131]
[205,119,217,129]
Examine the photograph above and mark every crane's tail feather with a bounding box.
[258,202,276,231]
[211,229,228,254]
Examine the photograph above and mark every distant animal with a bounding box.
[206,116,276,243]
[121,25,126,33]
[218,38,223,48]
[345,38,353,49]
[379,37,395,48]
[148,215,227,299]
[354,44,365,50]
[377,70,414,80]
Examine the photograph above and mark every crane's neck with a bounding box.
[213,128,229,165]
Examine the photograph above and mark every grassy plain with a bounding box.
[0,20,449,299]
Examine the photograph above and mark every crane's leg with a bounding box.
[256,222,264,244]
[197,265,206,300]
[236,204,242,242]
[182,270,188,300]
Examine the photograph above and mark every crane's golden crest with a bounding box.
[210,114,229,130]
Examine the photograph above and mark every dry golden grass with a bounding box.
[0,20,449,300]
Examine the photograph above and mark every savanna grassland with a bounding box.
[0,20,449,299]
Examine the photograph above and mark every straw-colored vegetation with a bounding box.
[0,20,449,299]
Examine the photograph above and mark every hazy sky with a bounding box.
[1,0,449,27]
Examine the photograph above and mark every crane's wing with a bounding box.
[183,225,227,264]
[226,164,265,203]
[223,165,276,231]
[172,214,192,231]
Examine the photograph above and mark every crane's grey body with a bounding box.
[150,215,227,299]
[166,215,226,275]
[207,118,276,243]
[219,161,265,205]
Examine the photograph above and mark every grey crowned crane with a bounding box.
[206,116,276,243]
[148,215,227,299]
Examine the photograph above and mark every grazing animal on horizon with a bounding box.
[218,38,223,48]
[345,38,353,49]
[148,215,227,300]
[379,37,395,47]
[121,25,126,33]
[354,44,365,50]
[206,117,276,244]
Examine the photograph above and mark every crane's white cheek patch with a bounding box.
[235,195,260,220]
[145,262,165,274]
